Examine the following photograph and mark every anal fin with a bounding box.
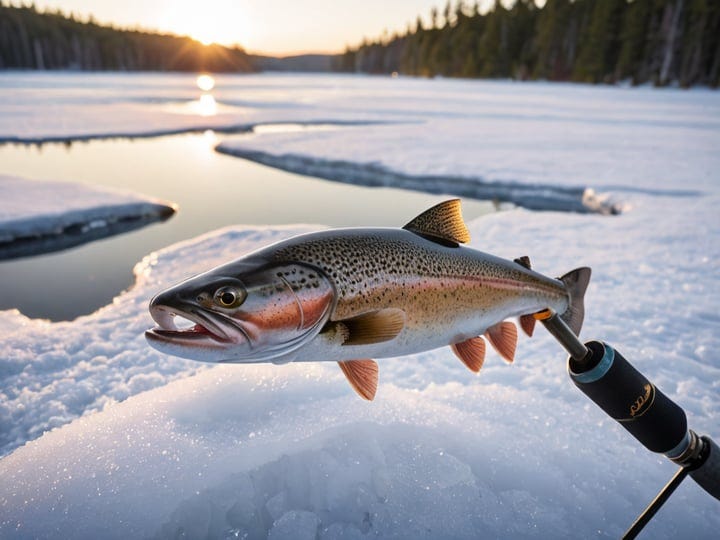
[519,314,536,337]
[339,308,405,346]
[485,321,518,363]
[451,337,486,373]
[338,359,378,400]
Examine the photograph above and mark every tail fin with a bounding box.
[558,267,592,336]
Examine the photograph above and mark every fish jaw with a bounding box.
[145,298,252,362]
[145,259,337,364]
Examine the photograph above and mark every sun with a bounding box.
[159,3,251,49]
[193,29,217,46]
[191,21,250,48]
[196,74,215,92]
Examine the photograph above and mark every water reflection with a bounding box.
[165,73,221,116]
[0,133,493,320]
[196,94,217,116]
[0,211,175,261]
[196,73,217,116]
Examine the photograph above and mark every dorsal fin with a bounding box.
[338,359,378,400]
[339,308,405,346]
[485,321,518,363]
[514,256,532,269]
[451,337,486,373]
[403,199,470,246]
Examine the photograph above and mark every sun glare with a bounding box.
[196,74,215,92]
[197,94,217,117]
[192,28,218,46]
[159,2,250,48]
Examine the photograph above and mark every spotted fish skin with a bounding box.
[268,228,568,361]
[146,199,591,400]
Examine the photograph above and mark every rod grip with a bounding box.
[689,436,720,501]
[568,341,687,454]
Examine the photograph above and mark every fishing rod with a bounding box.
[535,310,719,539]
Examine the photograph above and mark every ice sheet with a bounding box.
[0,73,396,143]
[0,174,175,257]
[0,74,719,538]
[1,194,718,537]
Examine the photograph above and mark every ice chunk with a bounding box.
[0,174,175,259]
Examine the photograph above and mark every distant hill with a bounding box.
[250,54,334,72]
[337,0,720,88]
[0,4,255,72]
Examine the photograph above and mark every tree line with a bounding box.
[0,3,254,72]
[334,0,720,88]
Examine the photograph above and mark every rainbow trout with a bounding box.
[146,200,590,400]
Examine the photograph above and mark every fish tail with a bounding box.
[558,267,592,335]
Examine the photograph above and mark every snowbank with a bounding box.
[0,226,307,457]
[0,175,175,259]
[215,145,618,214]
[1,195,718,537]
[2,363,701,540]
[215,79,719,214]
[0,75,718,538]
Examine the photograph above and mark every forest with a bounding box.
[0,3,254,72]
[334,0,720,87]
[2,1,719,87]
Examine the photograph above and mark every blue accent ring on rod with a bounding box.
[570,342,614,384]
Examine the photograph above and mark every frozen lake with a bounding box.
[0,131,491,320]
[0,73,718,539]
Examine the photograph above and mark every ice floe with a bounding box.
[0,175,175,259]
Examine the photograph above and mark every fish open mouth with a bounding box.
[148,322,219,340]
[146,304,236,344]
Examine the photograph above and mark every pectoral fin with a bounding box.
[338,359,378,400]
[338,308,405,346]
[485,321,517,363]
[451,337,486,373]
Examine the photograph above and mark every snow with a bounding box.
[0,73,393,143]
[0,73,719,538]
[0,174,175,257]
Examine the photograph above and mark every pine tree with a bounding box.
[573,0,625,83]
[336,0,718,88]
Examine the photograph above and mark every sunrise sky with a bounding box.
[9,0,508,56]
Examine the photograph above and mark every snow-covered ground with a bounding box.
[0,72,393,143]
[0,73,719,538]
[0,174,175,258]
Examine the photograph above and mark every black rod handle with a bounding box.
[689,436,720,500]
[568,341,687,454]
[538,315,719,500]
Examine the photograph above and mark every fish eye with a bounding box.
[213,286,245,308]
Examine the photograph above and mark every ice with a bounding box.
[0,226,307,457]
[0,75,719,538]
[0,174,175,258]
[268,511,319,540]
[4,72,718,212]
[0,73,393,143]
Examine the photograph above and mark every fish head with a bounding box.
[145,258,335,363]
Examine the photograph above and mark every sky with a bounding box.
[10,0,501,56]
